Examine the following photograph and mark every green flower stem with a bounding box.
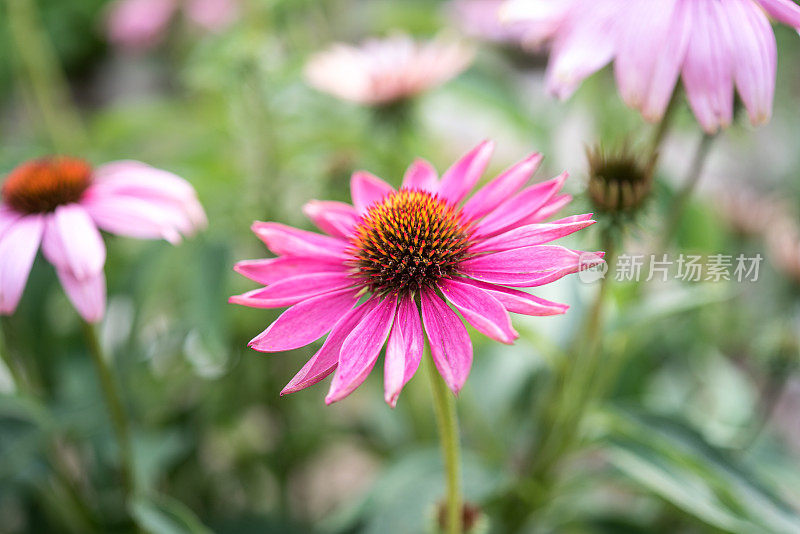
[647,88,681,168]
[660,132,716,250]
[82,322,136,500]
[5,0,86,153]
[426,352,463,534]
[0,317,27,391]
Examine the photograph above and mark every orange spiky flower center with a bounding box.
[350,189,473,295]
[2,157,93,214]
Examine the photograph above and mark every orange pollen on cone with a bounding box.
[349,189,473,294]
[2,156,93,214]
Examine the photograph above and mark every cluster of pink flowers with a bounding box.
[503,0,800,133]
[232,142,602,405]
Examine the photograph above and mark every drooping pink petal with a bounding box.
[437,140,494,205]
[728,0,776,127]
[460,245,604,287]
[420,287,472,394]
[82,193,187,244]
[229,272,355,308]
[473,172,567,238]
[438,277,517,344]
[56,268,106,323]
[233,257,346,285]
[281,303,371,395]
[0,206,21,238]
[251,222,349,260]
[351,171,395,213]
[461,152,542,222]
[325,294,397,404]
[456,278,569,316]
[681,0,735,134]
[756,0,800,28]
[248,287,360,352]
[401,159,439,192]
[384,293,423,407]
[41,204,106,281]
[470,218,596,253]
[303,200,361,238]
[0,215,44,314]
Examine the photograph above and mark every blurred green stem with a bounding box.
[660,133,716,250]
[0,317,27,391]
[647,89,680,168]
[426,353,463,534]
[5,0,86,153]
[82,322,136,500]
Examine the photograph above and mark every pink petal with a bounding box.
[437,140,494,205]
[56,268,106,323]
[439,277,517,344]
[41,204,106,281]
[233,257,346,285]
[325,294,397,404]
[229,272,355,308]
[756,0,800,28]
[251,222,349,260]
[420,287,472,394]
[473,172,567,238]
[248,287,360,352]
[461,152,542,222]
[470,218,596,253]
[0,215,44,314]
[401,159,439,192]
[456,279,568,316]
[521,193,572,225]
[0,206,21,237]
[303,200,361,239]
[728,0,776,127]
[351,171,395,213]
[281,303,372,395]
[82,193,187,244]
[460,245,604,287]
[384,293,423,407]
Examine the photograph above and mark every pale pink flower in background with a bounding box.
[502,0,800,133]
[766,215,800,284]
[304,35,475,106]
[0,157,206,322]
[185,0,240,32]
[448,0,529,45]
[107,0,177,50]
[231,142,603,406]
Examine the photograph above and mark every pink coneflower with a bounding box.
[448,0,529,45]
[502,0,800,133]
[304,35,475,106]
[0,157,206,322]
[231,142,602,406]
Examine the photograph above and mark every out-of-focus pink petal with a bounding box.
[106,0,176,50]
[281,303,371,395]
[384,293,423,407]
[41,204,106,280]
[0,215,44,314]
[682,0,735,134]
[473,172,567,238]
[303,200,360,238]
[456,278,569,316]
[82,193,186,244]
[351,171,395,213]
[461,152,542,222]
[756,0,800,28]
[185,0,240,32]
[229,272,355,308]
[437,140,494,205]
[401,159,439,192]
[461,245,604,287]
[439,277,517,344]
[248,287,360,352]
[728,0,776,127]
[233,257,345,285]
[471,218,596,253]
[56,269,106,323]
[420,287,472,394]
[251,222,349,260]
[325,294,397,404]
[0,205,21,237]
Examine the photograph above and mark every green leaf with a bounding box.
[130,495,213,534]
[598,407,800,534]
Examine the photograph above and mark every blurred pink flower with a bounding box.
[503,0,800,133]
[185,0,240,32]
[766,216,800,284]
[304,35,475,106]
[231,142,602,405]
[448,0,529,44]
[0,157,206,322]
[106,0,177,50]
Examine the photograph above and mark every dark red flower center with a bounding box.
[2,157,92,214]
[350,189,473,295]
